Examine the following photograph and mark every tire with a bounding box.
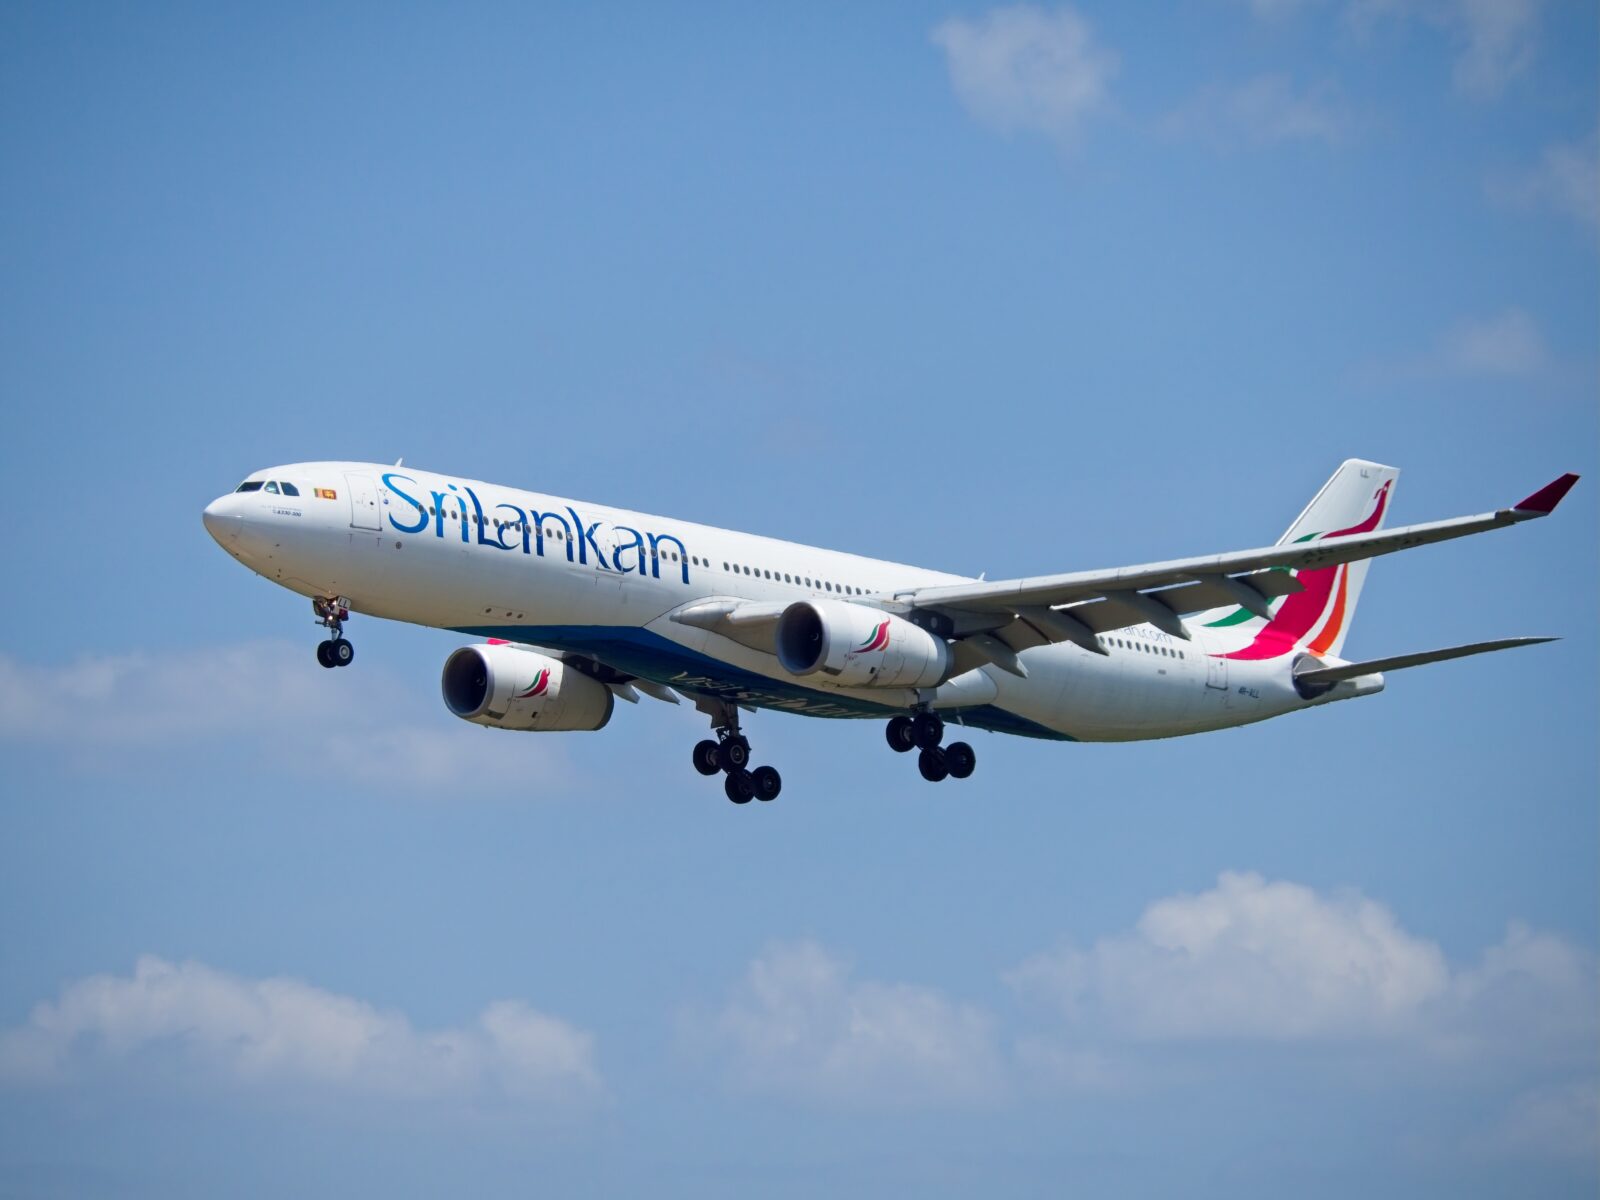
[719,736,751,772]
[693,739,722,776]
[332,639,354,667]
[316,640,337,668]
[912,711,944,750]
[752,765,782,802]
[944,741,976,779]
[918,746,949,782]
[724,770,755,804]
[885,715,916,753]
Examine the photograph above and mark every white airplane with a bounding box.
[202,459,1577,803]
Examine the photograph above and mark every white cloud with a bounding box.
[931,5,1117,144]
[1489,125,1600,236]
[1008,873,1598,1086]
[1009,871,1450,1039]
[0,956,602,1108]
[700,940,1004,1106]
[1164,74,1353,147]
[0,641,568,792]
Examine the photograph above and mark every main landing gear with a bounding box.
[692,704,782,804]
[886,710,976,783]
[313,597,355,669]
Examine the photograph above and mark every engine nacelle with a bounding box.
[440,644,614,732]
[775,600,952,688]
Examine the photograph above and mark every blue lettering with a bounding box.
[648,532,689,584]
[612,525,647,575]
[568,507,610,570]
[381,473,429,534]
[494,503,528,552]
[528,509,573,560]
[446,485,471,543]
[464,486,504,550]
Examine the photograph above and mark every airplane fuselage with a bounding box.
[202,461,1376,744]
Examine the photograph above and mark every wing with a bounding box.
[1292,637,1556,687]
[897,473,1580,655]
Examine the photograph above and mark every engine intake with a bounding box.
[775,600,951,689]
[441,644,614,731]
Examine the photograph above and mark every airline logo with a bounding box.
[381,472,693,586]
[852,620,891,654]
[514,669,550,700]
[1210,481,1391,661]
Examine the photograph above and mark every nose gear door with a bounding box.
[345,473,381,531]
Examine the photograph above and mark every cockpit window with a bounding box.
[280,482,300,497]
[264,481,280,494]
[235,481,264,492]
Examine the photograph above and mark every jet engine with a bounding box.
[775,600,952,688]
[441,644,615,731]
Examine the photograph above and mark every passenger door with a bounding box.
[345,473,381,531]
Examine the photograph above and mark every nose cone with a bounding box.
[202,495,237,545]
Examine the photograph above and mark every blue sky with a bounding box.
[1,2,1595,1195]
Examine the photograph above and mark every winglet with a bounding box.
[1514,472,1580,515]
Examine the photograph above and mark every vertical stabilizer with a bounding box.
[1196,459,1399,660]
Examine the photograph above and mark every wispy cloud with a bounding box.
[0,956,603,1109]
[1441,0,1542,98]
[1163,74,1354,147]
[1359,308,1553,383]
[1431,308,1550,376]
[0,641,569,792]
[694,940,1005,1107]
[1489,125,1600,237]
[931,5,1118,146]
[1237,0,1543,100]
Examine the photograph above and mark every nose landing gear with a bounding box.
[888,709,975,783]
[691,702,782,804]
[313,597,355,669]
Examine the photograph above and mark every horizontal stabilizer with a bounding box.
[1293,637,1557,685]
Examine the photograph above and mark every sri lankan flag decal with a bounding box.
[314,487,337,500]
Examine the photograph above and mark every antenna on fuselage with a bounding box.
[394,457,404,466]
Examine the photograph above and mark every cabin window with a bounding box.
[235,481,264,492]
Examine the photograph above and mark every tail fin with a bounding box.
[1197,459,1400,659]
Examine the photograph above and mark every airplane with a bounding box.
[202,459,1578,804]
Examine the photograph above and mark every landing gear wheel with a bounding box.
[885,715,916,753]
[693,740,722,776]
[724,770,755,804]
[719,736,751,772]
[751,765,782,802]
[912,711,944,750]
[331,639,354,667]
[918,746,949,782]
[944,741,976,780]
[316,640,337,669]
